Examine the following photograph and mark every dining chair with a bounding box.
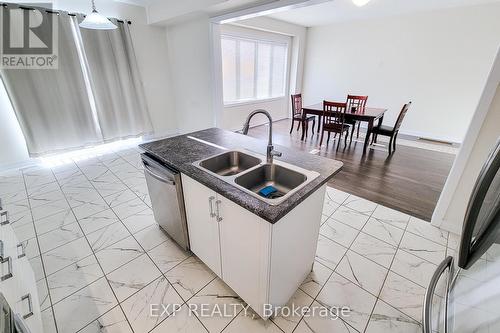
[321,101,350,150]
[290,94,316,138]
[346,95,368,140]
[371,101,412,155]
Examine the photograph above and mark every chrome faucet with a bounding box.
[242,109,282,164]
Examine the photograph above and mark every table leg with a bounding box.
[363,119,374,154]
[317,115,321,134]
[301,120,306,141]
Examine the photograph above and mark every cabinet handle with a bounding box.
[215,200,223,222]
[17,243,26,259]
[21,294,33,319]
[0,240,3,260]
[0,198,3,211]
[208,196,216,218]
[0,211,9,226]
[1,256,13,281]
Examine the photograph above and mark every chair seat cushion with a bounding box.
[373,124,393,135]
[323,123,350,132]
[293,114,315,121]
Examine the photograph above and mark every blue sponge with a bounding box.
[259,185,278,198]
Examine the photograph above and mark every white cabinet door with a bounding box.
[217,195,271,317]
[181,175,222,277]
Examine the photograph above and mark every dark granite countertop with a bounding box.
[139,128,343,224]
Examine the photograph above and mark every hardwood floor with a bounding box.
[246,119,456,221]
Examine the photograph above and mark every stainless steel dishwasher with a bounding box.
[142,154,189,251]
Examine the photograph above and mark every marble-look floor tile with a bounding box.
[300,261,333,298]
[315,235,347,270]
[29,256,45,281]
[72,199,109,220]
[121,208,157,234]
[148,239,190,273]
[134,224,170,251]
[31,198,70,221]
[165,256,216,301]
[188,278,244,333]
[42,237,93,275]
[2,199,30,215]
[379,271,426,322]
[112,197,149,221]
[0,188,27,205]
[399,232,446,265]
[149,304,207,333]
[33,209,76,235]
[95,236,145,274]
[24,170,56,189]
[271,288,314,333]
[41,308,57,333]
[316,272,377,332]
[47,255,104,304]
[335,250,388,296]
[223,308,283,333]
[330,205,370,230]
[19,237,40,259]
[37,278,51,310]
[322,198,340,217]
[80,306,133,333]
[60,178,94,195]
[26,181,60,199]
[103,189,137,208]
[86,221,131,252]
[8,211,32,229]
[107,254,161,302]
[53,277,117,333]
[390,249,438,289]
[294,302,358,333]
[325,187,350,205]
[29,190,66,208]
[362,218,405,247]
[406,217,448,246]
[38,222,83,253]
[129,183,150,203]
[99,154,127,168]
[91,174,128,197]
[370,205,410,230]
[78,209,120,235]
[12,221,36,241]
[64,188,103,208]
[343,195,377,215]
[365,300,421,333]
[350,232,397,268]
[121,276,183,333]
[80,163,109,179]
[320,218,359,247]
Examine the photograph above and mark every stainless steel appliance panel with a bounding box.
[142,154,189,251]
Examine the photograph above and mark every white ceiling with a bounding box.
[267,0,500,27]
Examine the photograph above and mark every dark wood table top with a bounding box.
[303,103,387,120]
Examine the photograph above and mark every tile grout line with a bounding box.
[20,168,60,333]
[50,165,138,333]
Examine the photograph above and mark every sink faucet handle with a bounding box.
[270,149,282,157]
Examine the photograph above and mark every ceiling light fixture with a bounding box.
[79,0,117,30]
[352,0,371,7]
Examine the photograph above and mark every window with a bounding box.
[221,35,288,104]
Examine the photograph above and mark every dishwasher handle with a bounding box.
[144,163,175,185]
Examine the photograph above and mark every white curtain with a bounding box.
[0,9,103,157]
[75,15,153,142]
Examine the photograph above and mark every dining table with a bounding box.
[302,103,388,153]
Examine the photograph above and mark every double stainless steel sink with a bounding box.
[193,150,319,205]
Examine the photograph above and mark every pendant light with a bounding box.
[79,0,117,30]
[352,0,371,7]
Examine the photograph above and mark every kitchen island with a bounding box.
[140,128,342,318]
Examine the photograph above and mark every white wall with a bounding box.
[0,0,176,169]
[301,3,500,143]
[433,47,500,235]
[165,15,216,133]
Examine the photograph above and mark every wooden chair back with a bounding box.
[346,95,368,113]
[291,94,303,118]
[323,101,347,128]
[394,101,412,132]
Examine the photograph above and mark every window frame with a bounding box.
[221,33,290,106]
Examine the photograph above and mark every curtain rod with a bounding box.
[0,2,132,25]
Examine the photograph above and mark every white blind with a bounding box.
[221,35,288,104]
